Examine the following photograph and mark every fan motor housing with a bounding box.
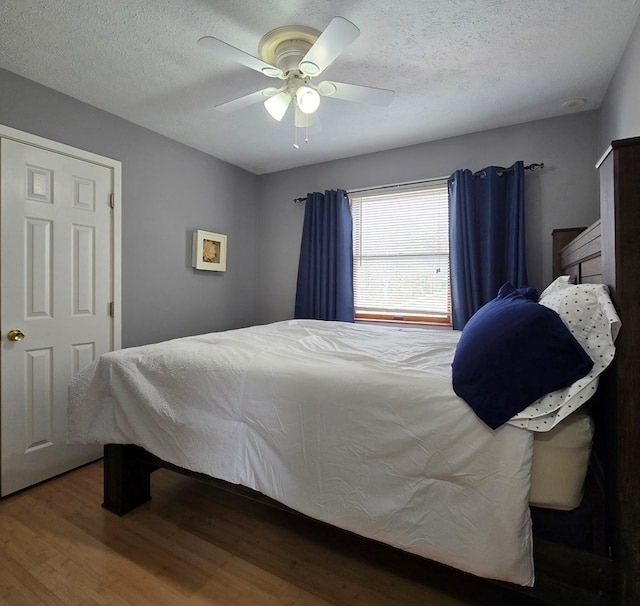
[274,40,312,73]
[258,25,320,72]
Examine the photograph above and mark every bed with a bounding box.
[70,319,539,585]
[66,290,615,598]
[67,137,640,606]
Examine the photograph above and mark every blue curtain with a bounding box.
[294,189,355,322]
[448,161,527,330]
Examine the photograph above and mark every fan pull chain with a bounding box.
[293,123,310,149]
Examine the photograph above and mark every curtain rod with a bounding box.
[472,162,544,178]
[293,175,447,203]
[293,163,544,203]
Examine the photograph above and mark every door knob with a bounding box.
[7,329,25,342]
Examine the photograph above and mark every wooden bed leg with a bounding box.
[102,444,154,515]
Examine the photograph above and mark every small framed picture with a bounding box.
[192,230,227,272]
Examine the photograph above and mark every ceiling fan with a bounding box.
[198,16,394,141]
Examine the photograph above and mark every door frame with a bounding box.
[0,123,122,351]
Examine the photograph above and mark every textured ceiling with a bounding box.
[1,0,639,174]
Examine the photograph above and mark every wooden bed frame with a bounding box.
[102,137,640,606]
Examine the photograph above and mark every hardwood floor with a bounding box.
[0,460,548,605]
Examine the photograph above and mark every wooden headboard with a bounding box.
[550,138,640,606]
[578,138,640,606]
[556,220,602,284]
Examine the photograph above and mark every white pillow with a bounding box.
[508,276,621,431]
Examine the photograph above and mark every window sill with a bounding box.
[355,316,452,329]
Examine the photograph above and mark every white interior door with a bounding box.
[1,135,120,496]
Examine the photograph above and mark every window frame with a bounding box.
[350,180,451,327]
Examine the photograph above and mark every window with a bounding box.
[351,181,450,324]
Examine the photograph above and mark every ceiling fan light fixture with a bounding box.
[200,16,394,146]
[264,91,291,121]
[296,86,320,114]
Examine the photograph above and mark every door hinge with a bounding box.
[109,301,114,317]
[109,193,115,208]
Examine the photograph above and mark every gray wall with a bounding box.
[257,112,600,324]
[6,28,636,338]
[598,14,640,150]
[0,68,260,347]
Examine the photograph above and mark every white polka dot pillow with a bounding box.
[508,276,621,431]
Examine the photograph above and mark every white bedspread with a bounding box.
[68,319,535,586]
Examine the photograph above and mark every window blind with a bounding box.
[351,182,450,320]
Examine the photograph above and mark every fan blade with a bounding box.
[299,17,360,77]
[318,81,394,106]
[198,36,284,78]
[215,88,279,113]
